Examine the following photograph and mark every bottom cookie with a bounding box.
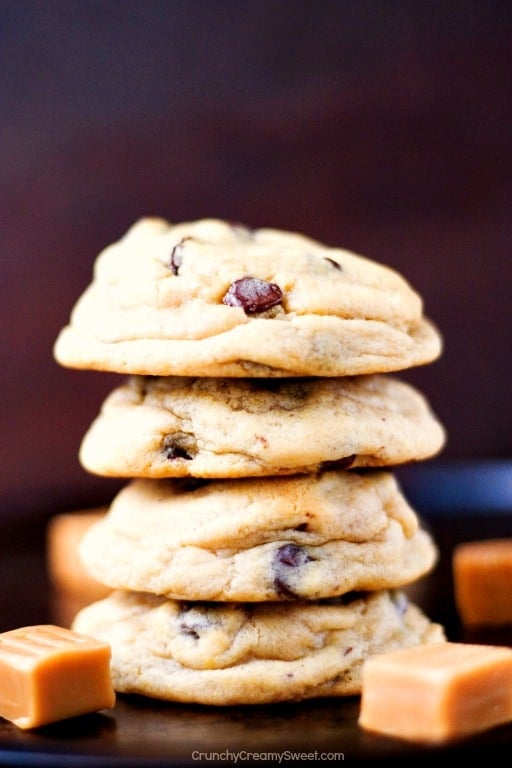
[72,589,445,705]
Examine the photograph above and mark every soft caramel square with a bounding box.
[46,509,110,601]
[359,642,512,743]
[453,538,512,627]
[0,624,115,729]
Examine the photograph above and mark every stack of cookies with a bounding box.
[53,218,446,705]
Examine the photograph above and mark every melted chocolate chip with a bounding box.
[319,455,356,472]
[180,624,200,640]
[177,603,215,639]
[324,256,342,270]
[273,577,299,600]
[222,276,283,314]
[164,444,192,460]
[276,543,311,567]
[272,544,313,599]
[162,433,197,461]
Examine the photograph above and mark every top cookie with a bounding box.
[53,217,442,377]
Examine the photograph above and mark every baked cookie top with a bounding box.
[54,217,442,377]
[79,471,438,601]
[79,374,446,478]
[72,589,446,704]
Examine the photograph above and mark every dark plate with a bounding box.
[1,462,511,766]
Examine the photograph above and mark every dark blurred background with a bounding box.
[1,0,511,524]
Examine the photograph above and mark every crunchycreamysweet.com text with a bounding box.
[191,750,345,763]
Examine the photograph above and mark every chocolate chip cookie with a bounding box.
[78,471,438,601]
[78,374,445,478]
[53,217,442,377]
[72,589,446,704]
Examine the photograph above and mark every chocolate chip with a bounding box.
[324,256,342,270]
[272,544,313,599]
[222,276,283,314]
[178,608,213,639]
[167,236,192,275]
[164,444,192,460]
[273,577,299,599]
[276,544,311,567]
[180,624,200,640]
[319,455,356,472]
[162,433,197,461]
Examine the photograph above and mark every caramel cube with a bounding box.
[46,509,110,602]
[0,624,115,729]
[359,642,512,743]
[453,538,512,627]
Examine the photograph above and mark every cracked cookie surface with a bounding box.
[79,471,438,601]
[53,217,442,377]
[78,374,445,478]
[72,589,446,704]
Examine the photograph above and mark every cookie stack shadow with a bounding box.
[51,218,447,705]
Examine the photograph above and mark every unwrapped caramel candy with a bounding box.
[0,624,115,729]
[453,538,512,627]
[359,642,512,743]
[46,508,110,602]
